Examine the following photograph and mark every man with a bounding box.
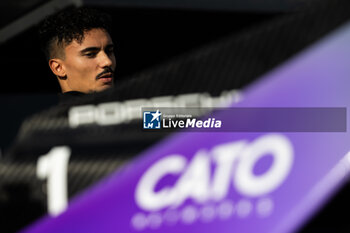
[39,7,116,101]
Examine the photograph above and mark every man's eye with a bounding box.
[106,48,114,54]
[85,53,96,58]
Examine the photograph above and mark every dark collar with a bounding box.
[58,91,86,105]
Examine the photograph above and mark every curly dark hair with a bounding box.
[38,7,112,61]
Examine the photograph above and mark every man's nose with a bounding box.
[99,52,113,68]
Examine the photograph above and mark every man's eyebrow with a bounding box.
[80,44,114,54]
[80,47,100,54]
[105,44,114,50]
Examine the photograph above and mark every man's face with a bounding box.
[62,28,116,93]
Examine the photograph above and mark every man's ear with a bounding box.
[49,58,66,80]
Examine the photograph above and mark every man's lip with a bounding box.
[97,73,113,79]
[98,77,113,83]
[98,77,113,86]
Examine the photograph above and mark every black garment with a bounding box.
[58,91,86,105]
